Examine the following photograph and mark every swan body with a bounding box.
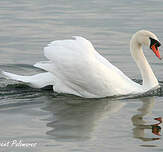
[2,30,161,98]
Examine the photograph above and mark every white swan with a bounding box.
[2,30,161,98]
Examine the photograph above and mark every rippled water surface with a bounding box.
[0,0,163,152]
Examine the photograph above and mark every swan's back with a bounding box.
[34,36,141,98]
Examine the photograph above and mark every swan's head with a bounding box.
[134,30,161,59]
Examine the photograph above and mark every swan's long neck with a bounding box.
[130,35,159,90]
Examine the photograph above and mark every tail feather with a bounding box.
[1,71,55,88]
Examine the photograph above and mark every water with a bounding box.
[0,0,163,151]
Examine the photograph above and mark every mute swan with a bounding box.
[1,30,161,98]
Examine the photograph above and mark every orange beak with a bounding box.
[151,43,161,60]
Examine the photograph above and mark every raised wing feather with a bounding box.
[44,36,94,63]
[44,36,128,77]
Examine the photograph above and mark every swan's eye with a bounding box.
[149,37,161,48]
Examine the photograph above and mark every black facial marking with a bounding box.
[149,37,161,49]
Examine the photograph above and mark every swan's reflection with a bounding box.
[131,97,162,141]
[42,96,125,141]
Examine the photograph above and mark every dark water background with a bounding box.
[0,0,163,152]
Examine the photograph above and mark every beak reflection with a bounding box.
[132,97,162,142]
